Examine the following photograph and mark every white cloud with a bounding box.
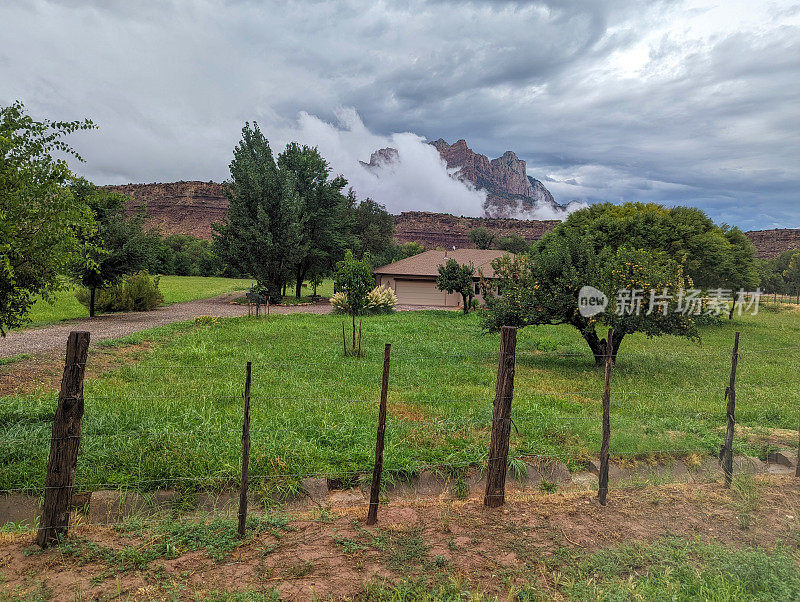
[0,0,797,229]
[273,108,487,216]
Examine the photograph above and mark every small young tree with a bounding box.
[334,250,374,353]
[436,259,475,314]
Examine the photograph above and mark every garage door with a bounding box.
[394,279,449,305]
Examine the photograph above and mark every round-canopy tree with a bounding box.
[481,203,747,363]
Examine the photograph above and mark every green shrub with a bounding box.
[121,272,163,311]
[75,272,163,313]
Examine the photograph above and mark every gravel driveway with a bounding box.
[0,293,332,358]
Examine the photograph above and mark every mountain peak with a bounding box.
[429,138,563,217]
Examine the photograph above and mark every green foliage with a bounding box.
[756,249,800,294]
[483,203,745,362]
[782,251,800,295]
[436,258,475,314]
[278,142,349,297]
[147,234,224,277]
[0,100,96,334]
[331,284,397,315]
[75,272,163,313]
[69,178,156,316]
[469,228,529,254]
[212,123,301,301]
[469,227,496,249]
[556,537,800,601]
[334,249,375,352]
[496,233,530,255]
[343,192,397,265]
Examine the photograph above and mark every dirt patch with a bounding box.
[2,476,799,600]
[0,341,154,396]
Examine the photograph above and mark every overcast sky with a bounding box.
[2,0,798,230]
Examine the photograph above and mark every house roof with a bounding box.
[374,249,514,279]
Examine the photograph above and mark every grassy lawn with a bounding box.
[18,276,255,328]
[1,306,799,494]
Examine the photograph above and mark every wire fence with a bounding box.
[2,328,799,546]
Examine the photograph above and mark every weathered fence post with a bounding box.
[238,362,252,537]
[36,331,90,548]
[796,420,800,478]
[598,330,613,506]
[484,326,517,508]
[722,332,740,488]
[366,343,391,525]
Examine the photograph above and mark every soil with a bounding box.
[1,476,799,600]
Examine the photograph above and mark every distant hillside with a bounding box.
[394,211,558,248]
[745,229,800,259]
[110,181,799,258]
[111,181,228,239]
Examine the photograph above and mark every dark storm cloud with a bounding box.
[0,0,797,229]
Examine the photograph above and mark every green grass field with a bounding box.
[18,276,256,328]
[1,306,799,495]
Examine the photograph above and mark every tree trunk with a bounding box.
[352,314,356,351]
[282,282,287,297]
[89,286,96,318]
[728,303,735,320]
[295,265,307,299]
[582,328,623,365]
[462,293,469,314]
[313,281,318,296]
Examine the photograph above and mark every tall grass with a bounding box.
[1,307,798,494]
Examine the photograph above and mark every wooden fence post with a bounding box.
[598,330,614,506]
[366,344,391,525]
[484,326,517,508]
[795,420,800,478]
[238,362,252,537]
[36,331,90,548]
[722,332,740,488]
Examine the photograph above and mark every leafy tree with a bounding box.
[394,241,426,261]
[0,101,95,334]
[719,227,759,318]
[69,179,154,316]
[481,203,735,364]
[784,252,800,296]
[436,259,475,314]
[469,227,496,249]
[496,233,530,255]
[278,143,348,298]
[334,250,374,353]
[147,234,222,276]
[213,122,300,300]
[343,191,396,263]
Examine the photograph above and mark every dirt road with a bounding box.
[0,293,332,359]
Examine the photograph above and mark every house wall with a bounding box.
[375,274,490,307]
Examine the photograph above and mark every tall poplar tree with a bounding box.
[213,123,300,300]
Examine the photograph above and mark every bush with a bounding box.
[331,285,397,315]
[121,272,164,311]
[366,284,398,313]
[76,272,163,313]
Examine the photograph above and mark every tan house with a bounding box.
[373,249,514,307]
